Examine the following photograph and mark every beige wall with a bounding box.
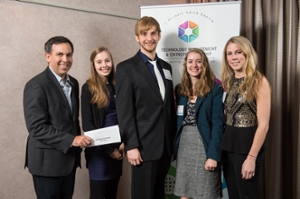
[0,0,186,198]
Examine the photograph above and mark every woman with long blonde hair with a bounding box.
[174,48,224,199]
[81,47,124,199]
[221,36,271,199]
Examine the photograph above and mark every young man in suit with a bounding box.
[23,36,92,199]
[115,16,176,199]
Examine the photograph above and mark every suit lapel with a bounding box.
[69,80,76,116]
[45,68,73,116]
[158,59,172,103]
[133,54,162,99]
[195,96,204,114]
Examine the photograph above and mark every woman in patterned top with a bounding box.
[173,48,225,199]
[221,36,271,199]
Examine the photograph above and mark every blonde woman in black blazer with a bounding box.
[81,46,124,199]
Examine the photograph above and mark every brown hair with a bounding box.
[86,46,115,108]
[179,48,215,98]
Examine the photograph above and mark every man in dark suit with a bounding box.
[23,36,92,199]
[115,16,176,199]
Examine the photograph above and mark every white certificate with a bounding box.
[84,125,121,146]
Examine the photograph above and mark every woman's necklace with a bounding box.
[189,95,197,103]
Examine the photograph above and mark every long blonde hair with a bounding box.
[221,36,263,101]
[179,48,215,98]
[86,46,115,108]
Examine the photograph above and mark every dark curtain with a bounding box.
[191,0,300,198]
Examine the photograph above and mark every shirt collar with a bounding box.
[48,66,70,84]
[138,50,158,63]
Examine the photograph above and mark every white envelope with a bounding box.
[84,125,121,146]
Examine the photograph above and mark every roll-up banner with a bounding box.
[141,2,241,199]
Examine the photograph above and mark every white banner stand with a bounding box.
[141,2,241,198]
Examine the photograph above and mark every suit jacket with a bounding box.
[174,83,225,162]
[23,67,81,177]
[115,52,176,161]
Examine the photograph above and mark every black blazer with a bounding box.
[23,67,81,177]
[115,52,176,161]
[80,83,119,167]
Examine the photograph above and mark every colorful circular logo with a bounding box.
[178,20,199,43]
